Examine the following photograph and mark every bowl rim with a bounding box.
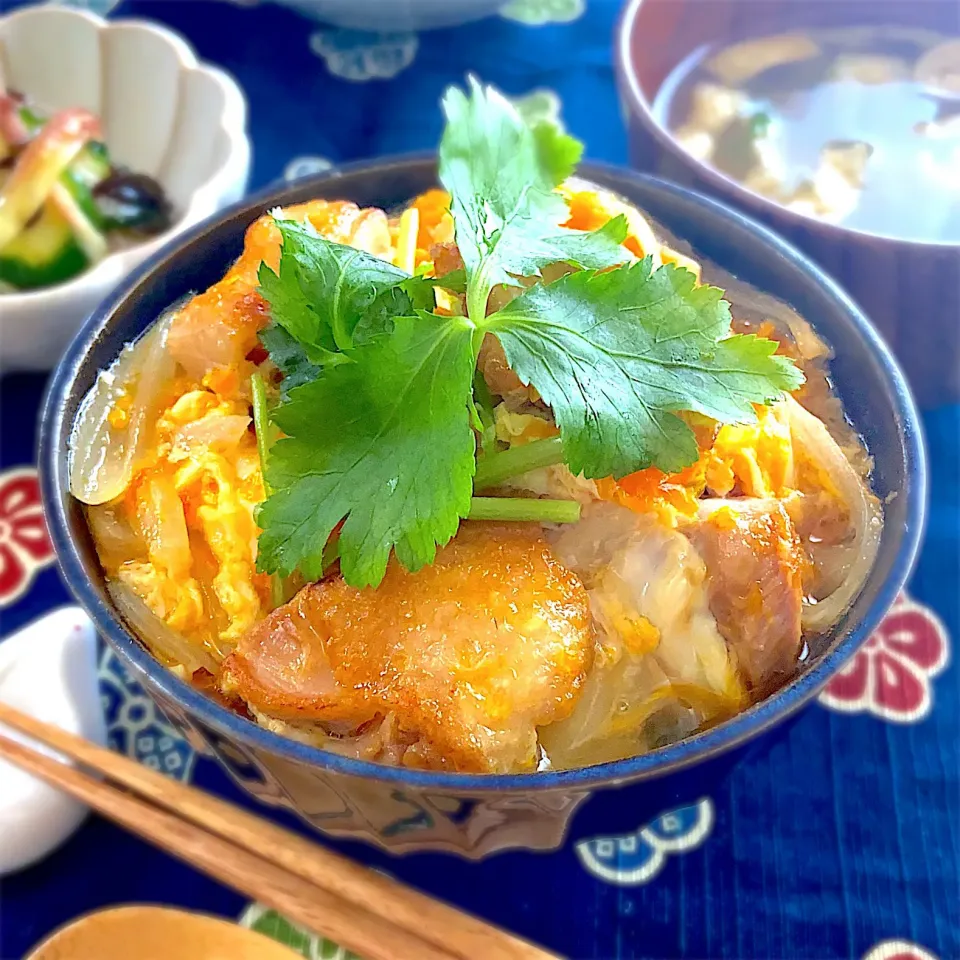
[614,0,960,250]
[0,4,250,309]
[40,153,927,793]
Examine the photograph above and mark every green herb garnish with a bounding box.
[258,219,428,361]
[468,496,581,524]
[440,78,629,325]
[487,258,801,477]
[474,436,565,490]
[257,315,477,587]
[250,371,286,608]
[253,78,803,589]
[257,322,321,398]
[748,111,773,140]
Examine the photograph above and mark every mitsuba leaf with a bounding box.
[415,268,467,295]
[253,82,805,590]
[257,219,415,358]
[486,259,804,477]
[397,273,448,312]
[256,313,477,588]
[439,78,628,320]
[257,323,320,397]
[257,252,345,368]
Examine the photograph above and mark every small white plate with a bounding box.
[0,607,104,876]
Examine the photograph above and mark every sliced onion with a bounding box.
[69,304,180,505]
[0,107,100,249]
[135,474,193,580]
[107,579,218,676]
[783,395,883,632]
[170,414,251,462]
[348,207,394,259]
[85,502,145,570]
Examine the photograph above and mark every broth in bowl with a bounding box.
[657,26,960,242]
[67,83,883,775]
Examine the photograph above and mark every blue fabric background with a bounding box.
[0,1,957,957]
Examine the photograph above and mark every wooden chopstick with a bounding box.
[0,730,433,960]
[0,702,505,957]
[0,702,561,960]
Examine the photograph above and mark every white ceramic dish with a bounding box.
[0,607,104,876]
[0,5,251,372]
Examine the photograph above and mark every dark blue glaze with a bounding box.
[39,157,926,856]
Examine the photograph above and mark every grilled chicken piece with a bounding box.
[478,333,527,400]
[689,500,805,692]
[168,201,393,379]
[221,522,594,773]
[429,240,464,278]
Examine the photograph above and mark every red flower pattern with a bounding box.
[861,939,939,960]
[820,594,950,724]
[0,467,55,608]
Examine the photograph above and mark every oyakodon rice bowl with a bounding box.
[43,83,924,855]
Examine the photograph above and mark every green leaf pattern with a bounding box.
[499,0,586,26]
[239,904,360,960]
[507,89,564,132]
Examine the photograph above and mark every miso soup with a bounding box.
[656,26,960,243]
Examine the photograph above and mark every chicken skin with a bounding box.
[167,201,394,379]
[221,522,594,773]
[689,500,805,692]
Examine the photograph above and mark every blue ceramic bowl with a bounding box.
[41,157,926,857]
[616,0,960,408]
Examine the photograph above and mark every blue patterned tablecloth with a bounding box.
[0,2,957,958]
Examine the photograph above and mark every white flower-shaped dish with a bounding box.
[0,5,251,372]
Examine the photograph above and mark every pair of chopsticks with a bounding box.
[0,701,561,960]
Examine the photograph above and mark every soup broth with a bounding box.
[656,26,960,243]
